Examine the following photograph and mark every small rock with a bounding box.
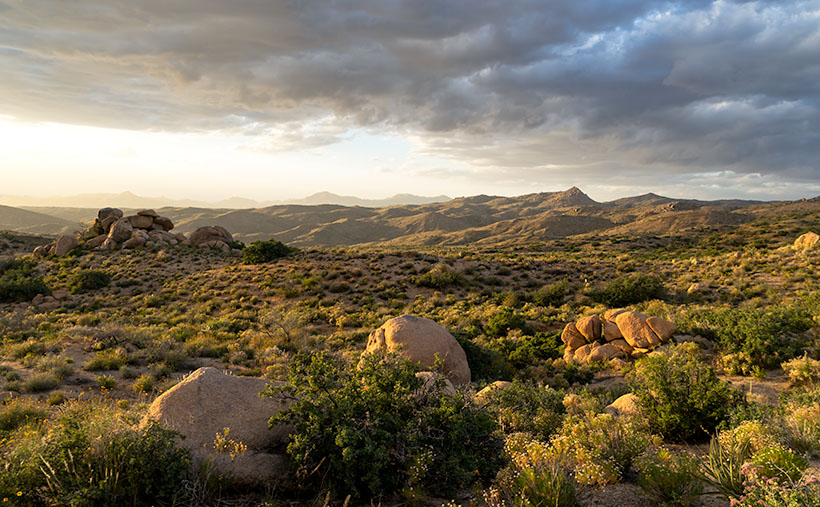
[561,322,587,349]
[609,338,634,356]
[100,215,120,233]
[587,343,623,363]
[415,372,456,395]
[137,209,159,218]
[32,293,45,305]
[574,343,593,363]
[101,238,119,250]
[646,316,676,343]
[126,214,154,229]
[603,320,623,341]
[154,216,175,231]
[576,315,601,341]
[605,393,640,417]
[85,234,108,249]
[52,289,69,300]
[475,381,512,405]
[32,245,48,257]
[98,207,123,222]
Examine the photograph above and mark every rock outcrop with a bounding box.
[32,207,239,256]
[794,232,820,250]
[142,367,291,487]
[361,314,471,384]
[562,310,688,364]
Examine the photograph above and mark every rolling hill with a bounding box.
[1,188,816,246]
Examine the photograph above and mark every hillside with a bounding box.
[1,188,816,246]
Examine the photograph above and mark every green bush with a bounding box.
[414,264,466,289]
[481,381,565,441]
[485,307,530,338]
[531,280,571,307]
[69,269,111,293]
[635,447,703,506]
[590,273,665,307]
[241,239,295,264]
[628,344,742,442]
[266,350,504,500]
[681,305,813,372]
[0,258,49,303]
[0,400,48,435]
[0,399,190,505]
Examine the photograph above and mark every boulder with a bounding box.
[615,311,662,349]
[603,308,627,322]
[204,240,231,253]
[54,235,78,256]
[576,315,601,341]
[474,381,513,405]
[85,234,107,249]
[98,207,123,222]
[605,393,640,418]
[101,238,118,250]
[603,320,623,341]
[190,226,233,245]
[174,232,188,242]
[108,218,133,243]
[561,322,587,350]
[154,216,175,231]
[122,235,146,249]
[32,293,45,305]
[137,209,159,218]
[573,343,593,363]
[794,232,820,250]
[415,371,456,396]
[646,316,676,342]
[52,289,69,300]
[587,343,623,363]
[86,218,105,236]
[142,367,291,487]
[32,245,48,257]
[609,338,634,356]
[126,214,154,229]
[100,215,120,233]
[361,314,471,385]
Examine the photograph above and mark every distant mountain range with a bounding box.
[0,191,451,209]
[2,187,817,247]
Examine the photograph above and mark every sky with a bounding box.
[1,0,819,203]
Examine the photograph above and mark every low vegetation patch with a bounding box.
[241,238,295,264]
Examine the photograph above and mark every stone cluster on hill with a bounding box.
[794,231,820,250]
[561,310,705,365]
[32,207,237,256]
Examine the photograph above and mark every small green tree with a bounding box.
[241,239,295,264]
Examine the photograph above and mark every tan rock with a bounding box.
[573,343,593,363]
[475,381,512,405]
[609,338,634,356]
[631,347,651,359]
[154,216,175,231]
[32,245,48,257]
[561,322,587,349]
[174,232,187,242]
[609,357,629,370]
[85,234,107,249]
[52,289,69,300]
[107,218,133,243]
[615,311,662,349]
[204,240,231,253]
[603,320,623,341]
[605,393,640,417]
[190,226,233,245]
[587,343,623,363]
[97,207,123,222]
[415,372,456,396]
[32,293,45,305]
[141,367,291,487]
[576,315,601,341]
[673,334,713,348]
[137,209,159,218]
[361,314,471,384]
[126,214,154,229]
[54,235,78,256]
[101,238,118,250]
[100,215,119,233]
[122,234,146,249]
[563,347,575,363]
[794,232,820,250]
[603,308,627,322]
[646,316,676,343]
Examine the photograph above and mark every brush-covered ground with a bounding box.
[1,220,820,506]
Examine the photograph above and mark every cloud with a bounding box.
[1,0,818,181]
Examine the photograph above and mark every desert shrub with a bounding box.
[265,350,504,500]
[242,239,294,264]
[132,374,156,394]
[492,331,563,369]
[97,375,117,389]
[69,269,111,293]
[635,447,703,506]
[531,280,571,307]
[455,335,515,381]
[0,399,190,505]
[23,372,60,392]
[734,472,820,507]
[682,304,812,373]
[0,259,49,303]
[589,273,665,307]
[549,406,653,485]
[486,435,578,507]
[0,400,48,435]
[699,436,749,501]
[415,263,465,289]
[751,445,808,484]
[482,381,566,441]
[485,307,530,338]
[628,343,742,442]
[782,355,820,386]
[83,348,129,371]
[781,397,820,456]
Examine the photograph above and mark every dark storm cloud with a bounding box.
[1,0,818,178]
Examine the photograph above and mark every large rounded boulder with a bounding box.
[362,314,471,384]
[190,225,233,245]
[141,367,291,487]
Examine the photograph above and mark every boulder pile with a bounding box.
[562,310,681,364]
[33,207,238,256]
[794,231,820,251]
